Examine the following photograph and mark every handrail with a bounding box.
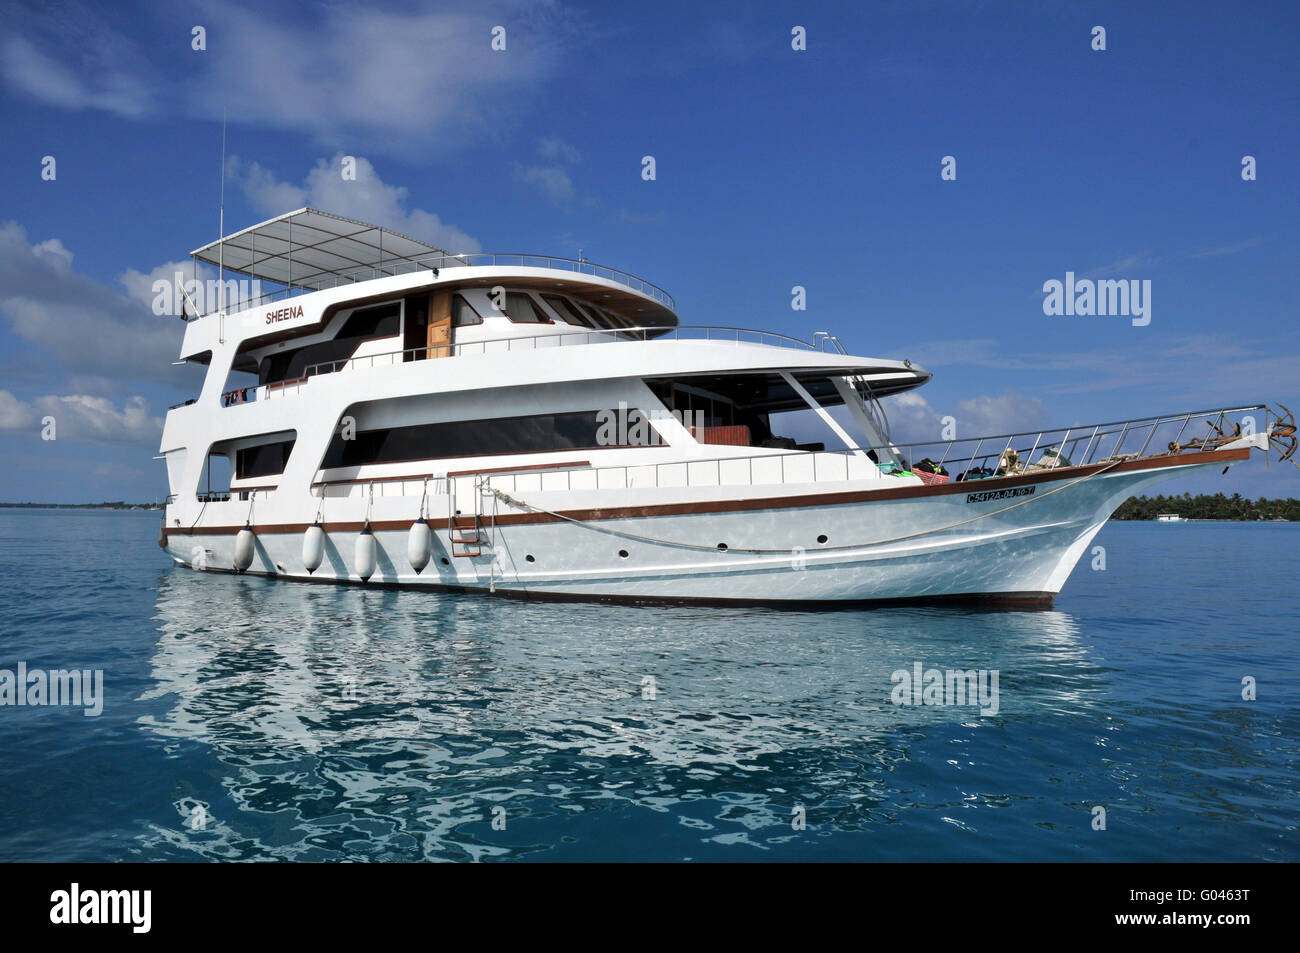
[294,325,840,381]
[207,324,837,409]
[185,251,675,318]
[304,404,1265,500]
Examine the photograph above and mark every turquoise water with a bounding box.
[0,509,1295,861]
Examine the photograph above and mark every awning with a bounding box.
[190,207,450,290]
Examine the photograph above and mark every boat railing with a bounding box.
[287,325,840,387]
[186,252,675,317]
[307,404,1265,501]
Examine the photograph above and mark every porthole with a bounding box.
[440,557,450,566]
[817,534,828,544]
[717,543,728,551]
[618,549,629,559]
[525,554,536,563]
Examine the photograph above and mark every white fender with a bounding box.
[407,520,432,573]
[355,524,377,581]
[233,526,255,572]
[302,522,325,574]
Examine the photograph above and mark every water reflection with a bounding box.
[140,570,1103,860]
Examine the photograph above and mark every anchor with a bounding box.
[1165,404,1298,469]
[1266,403,1298,467]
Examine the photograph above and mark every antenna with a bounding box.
[218,108,227,317]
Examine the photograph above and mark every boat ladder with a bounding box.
[448,475,494,558]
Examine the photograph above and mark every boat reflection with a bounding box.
[138,570,1105,860]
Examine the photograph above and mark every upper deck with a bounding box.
[182,207,676,344]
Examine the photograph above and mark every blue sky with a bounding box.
[0,0,1296,502]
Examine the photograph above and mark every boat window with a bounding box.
[236,438,295,478]
[258,302,401,385]
[570,300,613,330]
[503,292,549,323]
[452,294,483,327]
[593,308,638,334]
[541,295,596,328]
[321,410,655,468]
[337,303,400,339]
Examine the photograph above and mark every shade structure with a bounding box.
[190,207,452,291]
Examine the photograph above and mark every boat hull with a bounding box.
[161,450,1243,606]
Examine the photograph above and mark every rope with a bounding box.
[484,459,1128,555]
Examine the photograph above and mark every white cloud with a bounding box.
[537,137,581,163]
[0,222,192,386]
[882,390,943,444]
[119,259,214,314]
[0,390,30,430]
[950,391,1049,437]
[771,388,1046,453]
[1082,252,1158,278]
[2,3,574,154]
[0,390,162,444]
[878,389,1049,447]
[228,155,482,253]
[515,137,584,204]
[0,35,155,119]
[513,162,577,203]
[1190,236,1266,259]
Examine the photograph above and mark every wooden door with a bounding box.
[427,292,452,358]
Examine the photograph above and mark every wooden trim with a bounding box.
[163,447,1248,539]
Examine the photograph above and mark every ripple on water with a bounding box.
[0,511,1295,861]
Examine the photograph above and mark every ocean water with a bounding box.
[0,508,1295,862]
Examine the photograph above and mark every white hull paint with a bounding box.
[160,210,1282,609]
[165,457,1227,605]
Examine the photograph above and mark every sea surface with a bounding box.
[0,508,1295,862]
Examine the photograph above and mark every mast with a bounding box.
[218,109,227,341]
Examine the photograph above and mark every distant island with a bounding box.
[0,501,162,510]
[1113,493,1297,521]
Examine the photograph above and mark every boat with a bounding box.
[157,208,1299,606]
[1156,513,1187,522]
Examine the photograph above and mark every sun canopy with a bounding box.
[190,207,450,290]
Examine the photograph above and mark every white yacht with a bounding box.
[158,209,1296,606]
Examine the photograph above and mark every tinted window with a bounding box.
[236,439,295,478]
[322,411,641,468]
[338,303,400,339]
[541,295,596,328]
[570,300,612,329]
[503,293,547,323]
[259,302,401,385]
[452,294,482,326]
